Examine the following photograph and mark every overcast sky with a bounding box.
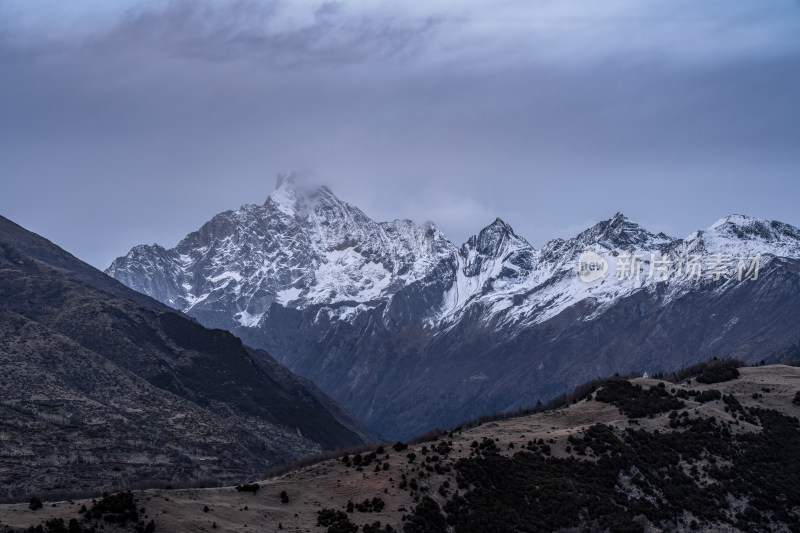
[2,0,799,269]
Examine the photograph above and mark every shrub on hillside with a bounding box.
[403,496,447,533]
[354,497,385,513]
[317,508,357,533]
[363,521,394,533]
[29,497,43,511]
[235,483,260,493]
[595,380,684,418]
[86,491,138,525]
[696,364,740,384]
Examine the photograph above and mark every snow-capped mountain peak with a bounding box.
[107,182,457,329]
[107,180,800,341]
[710,213,760,230]
[463,217,526,254]
[457,217,534,280]
[265,175,302,214]
[708,214,800,245]
[678,214,800,259]
[574,212,673,250]
[264,173,339,219]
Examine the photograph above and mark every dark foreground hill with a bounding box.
[0,215,373,499]
[3,362,799,532]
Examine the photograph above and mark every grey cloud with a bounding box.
[1,1,799,269]
[83,0,443,68]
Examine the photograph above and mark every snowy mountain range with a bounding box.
[107,176,800,438]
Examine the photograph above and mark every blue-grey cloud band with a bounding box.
[1,0,799,268]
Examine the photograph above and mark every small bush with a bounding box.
[354,497,385,513]
[696,389,722,403]
[87,491,139,525]
[235,483,260,493]
[29,497,43,511]
[403,496,447,533]
[363,521,395,533]
[434,441,452,455]
[317,508,357,533]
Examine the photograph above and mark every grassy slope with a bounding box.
[3,365,799,532]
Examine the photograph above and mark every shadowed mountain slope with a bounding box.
[0,215,373,498]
